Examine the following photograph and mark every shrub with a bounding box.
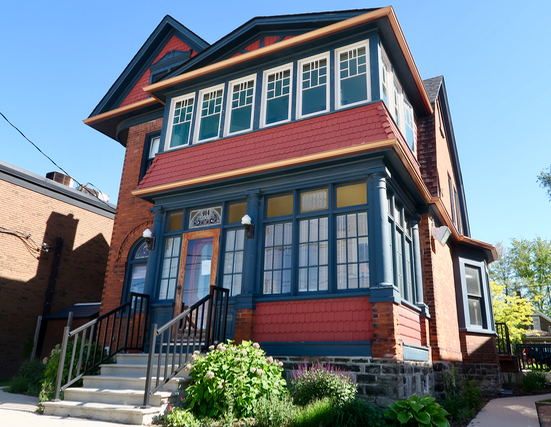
[439,368,482,422]
[292,397,337,427]
[332,398,387,427]
[164,407,202,427]
[185,340,287,419]
[385,395,450,427]
[290,361,356,407]
[523,371,548,393]
[7,359,46,396]
[252,394,294,427]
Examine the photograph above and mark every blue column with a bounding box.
[411,218,430,316]
[368,170,399,302]
[235,190,262,309]
[143,206,164,300]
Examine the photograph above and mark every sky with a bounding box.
[1,0,550,248]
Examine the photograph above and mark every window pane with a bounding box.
[336,212,368,290]
[232,274,242,295]
[465,266,482,296]
[267,195,294,218]
[230,105,253,133]
[170,97,194,148]
[469,297,483,327]
[339,45,368,107]
[168,212,183,231]
[223,228,245,296]
[235,229,245,251]
[299,268,307,292]
[198,114,220,140]
[224,252,234,274]
[301,57,327,116]
[228,202,247,224]
[359,263,369,288]
[337,215,346,239]
[301,189,328,212]
[263,221,292,295]
[233,251,243,274]
[273,270,282,294]
[337,265,347,290]
[341,75,367,106]
[266,96,289,124]
[264,271,272,294]
[225,230,236,252]
[264,247,273,270]
[319,266,328,291]
[265,225,274,247]
[229,79,254,134]
[302,86,326,116]
[337,183,367,208]
[265,69,291,125]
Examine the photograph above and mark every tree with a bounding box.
[491,282,534,344]
[537,165,551,201]
[490,237,551,316]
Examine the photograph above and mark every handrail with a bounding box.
[53,293,150,401]
[142,285,229,408]
[495,322,512,355]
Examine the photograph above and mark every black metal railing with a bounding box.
[496,322,512,355]
[517,343,551,371]
[142,285,229,407]
[53,293,150,401]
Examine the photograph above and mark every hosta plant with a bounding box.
[385,395,450,427]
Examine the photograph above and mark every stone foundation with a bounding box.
[279,356,501,405]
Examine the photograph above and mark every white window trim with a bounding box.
[260,63,293,128]
[296,52,330,120]
[380,46,391,107]
[335,40,371,110]
[393,77,404,131]
[165,93,196,151]
[224,74,257,137]
[194,83,225,144]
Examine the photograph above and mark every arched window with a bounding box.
[124,240,149,301]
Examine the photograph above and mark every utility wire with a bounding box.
[0,110,113,208]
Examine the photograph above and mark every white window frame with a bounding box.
[261,63,293,128]
[380,47,391,108]
[393,77,403,130]
[165,93,195,151]
[194,83,225,144]
[224,74,256,137]
[335,40,371,110]
[297,52,330,119]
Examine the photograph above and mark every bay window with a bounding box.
[196,85,224,142]
[297,53,329,118]
[336,41,370,108]
[262,64,293,126]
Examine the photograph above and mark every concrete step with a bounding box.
[114,352,197,366]
[43,400,162,425]
[82,375,185,392]
[64,387,173,406]
[100,363,191,378]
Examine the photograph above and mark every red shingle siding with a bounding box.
[119,36,195,108]
[139,102,398,190]
[399,304,422,346]
[100,119,162,315]
[254,298,373,342]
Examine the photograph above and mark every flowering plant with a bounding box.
[185,340,287,419]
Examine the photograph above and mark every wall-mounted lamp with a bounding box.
[143,228,156,250]
[432,225,451,246]
[241,214,254,239]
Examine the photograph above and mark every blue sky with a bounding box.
[1,0,550,248]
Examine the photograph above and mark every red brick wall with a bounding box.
[254,298,373,343]
[0,179,113,377]
[460,332,499,364]
[100,119,161,314]
[418,214,462,362]
[234,308,255,343]
[371,301,402,359]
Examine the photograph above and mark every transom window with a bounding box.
[337,42,370,107]
[262,64,292,126]
[298,54,329,118]
[196,85,224,142]
[226,76,255,135]
[168,95,194,149]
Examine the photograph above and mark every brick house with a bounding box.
[85,7,499,401]
[0,161,115,377]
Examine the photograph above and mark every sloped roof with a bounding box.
[423,75,443,104]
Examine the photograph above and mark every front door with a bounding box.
[173,229,220,320]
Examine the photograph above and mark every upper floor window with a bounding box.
[225,76,256,135]
[403,100,416,151]
[336,41,370,108]
[297,53,329,118]
[262,64,292,127]
[141,134,160,179]
[196,85,224,143]
[167,94,194,149]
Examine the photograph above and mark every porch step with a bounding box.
[82,374,185,392]
[64,387,173,406]
[100,363,191,378]
[42,400,162,425]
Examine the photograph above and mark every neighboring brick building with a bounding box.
[0,160,115,377]
[84,7,499,401]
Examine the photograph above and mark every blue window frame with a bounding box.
[140,133,161,179]
[123,240,149,303]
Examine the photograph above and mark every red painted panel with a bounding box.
[398,304,422,346]
[244,39,261,52]
[263,36,280,47]
[253,297,373,343]
[138,102,399,190]
[119,36,194,108]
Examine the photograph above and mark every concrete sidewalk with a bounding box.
[468,393,551,427]
[0,387,141,426]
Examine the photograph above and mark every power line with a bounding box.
[0,110,113,207]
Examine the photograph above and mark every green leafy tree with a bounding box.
[491,282,534,344]
[538,166,551,200]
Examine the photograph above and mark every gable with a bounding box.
[230,35,296,58]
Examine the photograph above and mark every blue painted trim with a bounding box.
[260,341,371,357]
[403,344,429,361]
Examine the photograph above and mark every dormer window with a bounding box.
[336,41,370,108]
[167,94,194,149]
[225,76,256,135]
[196,85,224,142]
[262,64,292,127]
[297,53,329,118]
